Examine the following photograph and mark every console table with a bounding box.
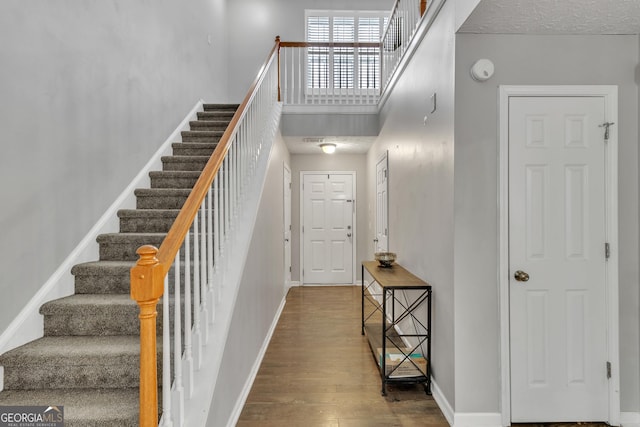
[361,260,432,396]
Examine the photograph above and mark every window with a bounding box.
[305,10,388,91]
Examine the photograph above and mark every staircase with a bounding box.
[0,104,238,426]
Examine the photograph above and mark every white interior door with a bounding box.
[509,96,609,421]
[375,152,389,252]
[302,173,354,284]
[284,164,292,290]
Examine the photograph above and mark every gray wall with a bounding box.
[454,33,640,413]
[0,0,229,336]
[226,0,392,101]
[290,153,368,283]
[366,0,456,407]
[207,130,290,426]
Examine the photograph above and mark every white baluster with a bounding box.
[199,202,209,340]
[207,187,215,323]
[172,252,184,426]
[162,274,173,427]
[183,232,194,396]
[192,213,202,369]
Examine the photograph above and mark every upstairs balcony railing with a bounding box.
[278,0,428,109]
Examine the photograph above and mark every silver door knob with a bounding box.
[514,270,530,282]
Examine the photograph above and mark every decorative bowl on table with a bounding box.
[375,252,396,268]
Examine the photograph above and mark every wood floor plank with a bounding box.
[237,286,448,426]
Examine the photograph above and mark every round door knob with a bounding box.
[514,270,530,282]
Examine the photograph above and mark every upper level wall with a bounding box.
[0,0,229,336]
[226,0,392,102]
[367,0,456,407]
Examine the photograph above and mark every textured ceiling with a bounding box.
[459,0,640,34]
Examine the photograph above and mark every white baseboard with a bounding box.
[0,100,204,356]
[454,412,502,427]
[430,376,503,427]
[226,295,287,427]
[291,281,301,287]
[431,377,454,426]
[621,412,640,427]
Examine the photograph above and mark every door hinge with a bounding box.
[289,266,292,272]
[302,226,304,233]
[606,361,612,379]
[599,122,615,142]
[605,242,610,259]
[384,169,388,178]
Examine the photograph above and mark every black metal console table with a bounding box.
[361,260,432,396]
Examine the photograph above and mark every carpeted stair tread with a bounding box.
[0,336,155,390]
[149,170,202,189]
[161,155,209,172]
[181,130,224,142]
[171,142,218,157]
[40,294,178,336]
[198,110,235,120]
[41,295,137,336]
[134,188,192,209]
[72,261,134,294]
[97,232,166,261]
[118,209,180,233]
[189,120,231,130]
[41,294,135,313]
[203,103,239,110]
[0,335,140,366]
[0,388,139,426]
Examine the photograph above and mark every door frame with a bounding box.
[498,85,619,425]
[300,171,357,285]
[375,150,389,252]
[284,162,292,292]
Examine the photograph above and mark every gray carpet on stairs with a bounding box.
[0,104,238,426]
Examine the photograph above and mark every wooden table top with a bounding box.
[362,260,431,289]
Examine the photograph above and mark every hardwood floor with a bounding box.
[237,285,448,427]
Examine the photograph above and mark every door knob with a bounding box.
[514,270,530,282]
[373,238,379,243]
[347,233,352,238]
[285,238,289,242]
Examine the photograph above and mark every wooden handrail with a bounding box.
[381,0,401,43]
[421,0,427,16]
[279,41,380,49]
[131,36,281,426]
[155,37,280,272]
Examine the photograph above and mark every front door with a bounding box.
[302,173,354,284]
[508,96,609,421]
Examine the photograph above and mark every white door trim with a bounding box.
[375,150,389,252]
[283,162,292,293]
[299,171,357,285]
[498,85,619,426]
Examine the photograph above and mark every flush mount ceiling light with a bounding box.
[320,143,336,154]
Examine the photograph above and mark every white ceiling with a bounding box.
[459,0,640,34]
[284,136,376,155]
